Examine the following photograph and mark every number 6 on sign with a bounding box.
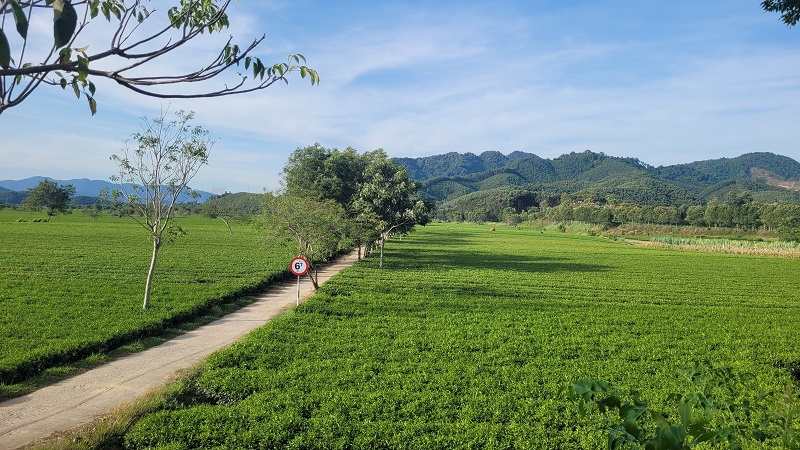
[289,256,310,306]
[290,257,309,276]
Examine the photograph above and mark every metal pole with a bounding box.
[296,275,300,306]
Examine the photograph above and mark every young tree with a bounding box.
[260,192,347,289]
[0,1,318,115]
[354,149,431,268]
[22,179,75,219]
[106,109,213,309]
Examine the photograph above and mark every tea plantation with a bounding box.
[121,223,800,449]
[0,210,295,390]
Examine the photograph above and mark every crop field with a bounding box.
[123,223,800,449]
[0,210,295,389]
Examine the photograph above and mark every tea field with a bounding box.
[0,210,295,388]
[123,222,800,449]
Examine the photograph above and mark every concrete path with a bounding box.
[0,252,359,450]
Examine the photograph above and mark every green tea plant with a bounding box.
[0,211,295,389]
[570,362,799,449]
[120,223,800,449]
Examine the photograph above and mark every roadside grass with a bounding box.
[115,223,800,449]
[0,210,295,396]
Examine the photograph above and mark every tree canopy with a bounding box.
[269,144,431,269]
[0,0,319,115]
[106,108,213,309]
[22,179,75,218]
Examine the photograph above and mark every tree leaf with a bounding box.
[10,0,29,39]
[0,28,10,69]
[87,95,97,115]
[54,0,78,49]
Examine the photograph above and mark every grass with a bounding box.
[116,222,800,449]
[646,235,800,257]
[0,210,295,396]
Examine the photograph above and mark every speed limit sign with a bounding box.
[290,256,309,276]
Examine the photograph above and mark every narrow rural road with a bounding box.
[0,252,360,450]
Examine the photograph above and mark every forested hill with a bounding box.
[394,150,800,206]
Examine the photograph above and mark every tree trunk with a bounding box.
[219,217,232,234]
[143,238,161,309]
[307,265,319,290]
[379,238,385,268]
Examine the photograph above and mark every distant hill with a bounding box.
[394,151,800,207]
[0,177,213,204]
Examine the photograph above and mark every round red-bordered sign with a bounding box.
[289,257,309,276]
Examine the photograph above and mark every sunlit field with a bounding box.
[0,210,294,390]
[123,222,800,448]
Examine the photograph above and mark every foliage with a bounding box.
[394,150,529,180]
[282,143,366,208]
[763,0,800,26]
[570,362,799,449]
[647,235,800,257]
[105,109,213,309]
[354,149,431,267]
[197,192,261,233]
[21,179,75,218]
[259,192,348,288]
[396,151,800,213]
[280,144,430,263]
[122,223,800,449]
[777,214,800,242]
[0,212,295,388]
[0,0,319,115]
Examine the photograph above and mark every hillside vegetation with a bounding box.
[395,151,800,207]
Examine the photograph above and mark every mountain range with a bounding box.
[394,151,800,207]
[0,177,213,204]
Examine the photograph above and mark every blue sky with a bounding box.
[2,1,799,193]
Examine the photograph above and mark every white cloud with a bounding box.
[3,1,800,193]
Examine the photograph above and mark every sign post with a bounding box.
[289,256,309,306]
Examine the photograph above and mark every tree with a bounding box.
[197,190,258,234]
[22,179,75,219]
[353,150,430,268]
[282,144,366,208]
[762,0,800,26]
[105,109,213,309]
[0,1,318,115]
[260,192,347,289]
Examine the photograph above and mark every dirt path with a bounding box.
[0,252,360,450]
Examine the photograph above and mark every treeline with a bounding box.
[435,188,800,233]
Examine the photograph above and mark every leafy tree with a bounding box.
[282,144,366,208]
[22,179,75,219]
[260,192,347,289]
[763,0,800,26]
[0,0,319,115]
[105,109,213,309]
[282,144,377,256]
[685,205,706,227]
[197,191,260,234]
[354,150,431,268]
[779,215,800,242]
